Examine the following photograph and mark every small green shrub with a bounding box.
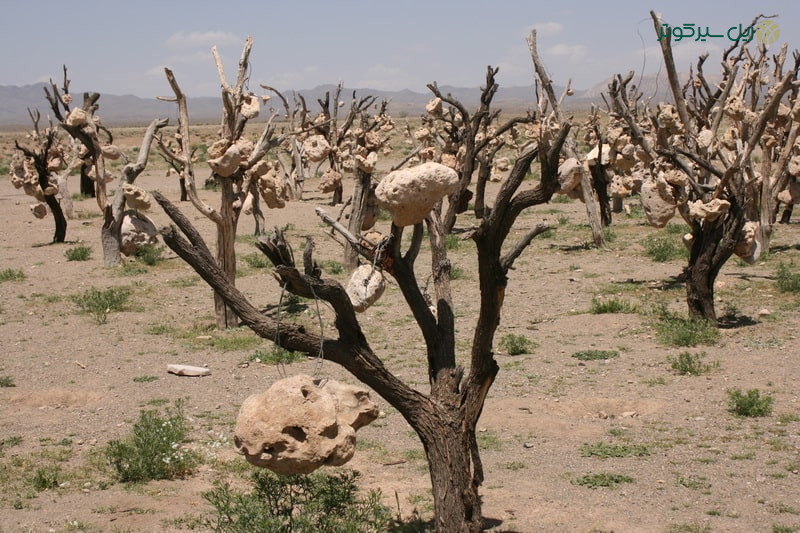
[31,466,60,491]
[580,442,650,458]
[727,388,774,417]
[64,245,92,262]
[203,469,394,532]
[322,260,344,275]
[71,287,131,324]
[668,351,718,376]
[241,252,271,269]
[572,472,634,489]
[590,297,636,314]
[134,244,165,266]
[445,233,462,250]
[0,375,15,387]
[776,262,800,293]
[499,334,535,355]
[133,376,159,383]
[641,235,687,262]
[572,349,618,361]
[448,265,465,280]
[0,268,25,282]
[105,402,197,482]
[653,313,719,347]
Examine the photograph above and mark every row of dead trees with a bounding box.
[10,17,800,531]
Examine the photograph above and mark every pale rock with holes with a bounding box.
[120,210,158,256]
[234,374,378,475]
[375,162,459,226]
[346,264,386,312]
[122,183,151,211]
[302,135,331,163]
[733,221,762,264]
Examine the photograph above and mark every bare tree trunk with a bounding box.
[179,177,188,202]
[215,179,240,328]
[780,203,793,224]
[684,202,743,321]
[44,194,67,243]
[250,191,266,235]
[344,168,370,269]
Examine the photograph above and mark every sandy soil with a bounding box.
[1,128,799,533]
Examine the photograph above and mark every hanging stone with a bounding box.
[234,374,379,475]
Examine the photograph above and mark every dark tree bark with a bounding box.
[79,163,96,197]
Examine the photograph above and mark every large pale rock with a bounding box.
[240,92,260,119]
[257,172,288,209]
[788,156,800,177]
[208,143,242,177]
[346,264,386,312]
[318,169,342,193]
[120,210,158,256]
[557,157,586,194]
[734,221,762,264]
[30,203,48,219]
[777,180,800,205]
[688,198,730,221]
[122,183,151,211]
[234,374,378,475]
[302,135,331,163]
[101,145,123,160]
[426,97,443,117]
[585,144,612,167]
[65,108,88,127]
[375,162,459,226]
[640,178,676,227]
[361,188,381,231]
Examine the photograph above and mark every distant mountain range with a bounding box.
[0,73,699,128]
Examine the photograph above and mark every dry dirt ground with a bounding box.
[1,127,800,533]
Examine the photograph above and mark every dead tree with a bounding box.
[157,38,288,328]
[154,47,572,529]
[607,11,799,321]
[12,113,70,243]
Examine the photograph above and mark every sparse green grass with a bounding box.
[64,245,92,262]
[590,296,636,314]
[666,523,711,533]
[246,346,305,365]
[652,313,719,347]
[445,233,462,250]
[146,324,174,335]
[449,265,465,280]
[667,351,718,376]
[0,375,15,387]
[133,244,165,266]
[322,260,344,275]
[31,465,61,491]
[641,235,687,262]
[241,252,270,269]
[476,430,503,451]
[104,402,198,482]
[677,475,711,490]
[71,286,132,324]
[203,469,394,532]
[499,334,535,355]
[186,327,262,352]
[572,472,634,489]
[772,525,797,533]
[572,349,618,361]
[579,442,650,458]
[132,376,159,383]
[776,262,800,293]
[0,268,25,282]
[727,388,774,417]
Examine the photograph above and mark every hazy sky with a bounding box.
[2,1,797,98]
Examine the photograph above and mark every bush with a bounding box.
[572,472,634,489]
[667,351,718,375]
[499,334,535,355]
[0,268,25,282]
[653,313,719,347]
[247,346,305,365]
[776,262,800,293]
[641,235,687,262]
[242,252,271,269]
[203,469,394,532]
[65,245,92,261]
[105,402,197,482]
[572,349,619,361]
[727,388,774,417]
[71,287,131,324]
[134,244,165,266]
[590,297,636,314]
